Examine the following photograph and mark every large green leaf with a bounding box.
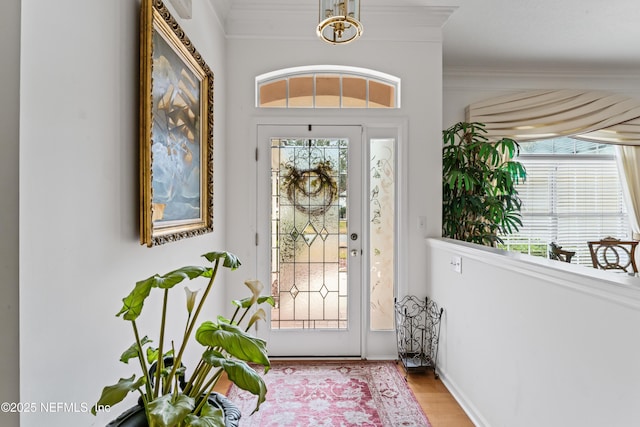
[116,276,156,321]
[116,267,211,321]
[259,295,275,307]
[91,375,145,415]
[202,354,268,414]
[120,336,152,363]
[195,321,269,368]
[147,393,195,427]
[202,251,241,270]
[154,266,211,290]
[232,295,276,309]
[146,346,159,364]
[183,402,225,427]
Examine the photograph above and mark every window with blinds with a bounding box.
[499,137,630,266]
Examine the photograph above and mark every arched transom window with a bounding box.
[255,65,401,109]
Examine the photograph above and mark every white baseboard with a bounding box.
[436,368,491,427]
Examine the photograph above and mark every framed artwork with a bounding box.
[140,0,214,247]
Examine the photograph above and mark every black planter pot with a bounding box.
[106,392,241,427]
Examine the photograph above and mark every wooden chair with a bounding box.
[587,237,639,273]
[548,242,575,263]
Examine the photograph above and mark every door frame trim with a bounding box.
[250,116,409,360]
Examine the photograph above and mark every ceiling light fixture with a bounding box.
[317,0,363,45]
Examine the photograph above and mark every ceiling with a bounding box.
[440,0,640,71]
[216,0,640,72]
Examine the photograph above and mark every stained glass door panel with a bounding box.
[257,125,362,356]
[271,137,348,329]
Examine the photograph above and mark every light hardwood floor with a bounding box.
[214,361,474,426]
[396,364,475,427]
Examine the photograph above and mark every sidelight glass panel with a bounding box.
[369,138,396,330]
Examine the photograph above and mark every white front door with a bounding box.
[257,124,363,357]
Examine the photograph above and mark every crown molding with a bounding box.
[214,1,455,41]
[443,66,640,97]
[444,66,640,82]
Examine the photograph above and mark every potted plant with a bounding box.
[442,122,527,246]
[92,251,273,427]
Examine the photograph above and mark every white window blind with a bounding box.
[500,140,630,266]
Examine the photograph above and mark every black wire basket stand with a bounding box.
[394,295,444,378]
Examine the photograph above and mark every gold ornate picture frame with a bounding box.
[140,0,214,247]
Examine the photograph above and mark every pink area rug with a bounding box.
[226,360,431,427]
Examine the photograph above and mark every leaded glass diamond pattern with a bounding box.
[302,222,318,246]
[290,285,299,299]
[319,284,329,299]
[320,227,329,241]
[290,227,300,241]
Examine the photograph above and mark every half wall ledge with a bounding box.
[426,237,640,311]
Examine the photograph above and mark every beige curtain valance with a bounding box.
[466,89,640,145]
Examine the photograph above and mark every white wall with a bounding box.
[19,1,229,425]
[224,36,444,358]
[428,238,640,427]
[437,70,640,426]
[0,1,21,426]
